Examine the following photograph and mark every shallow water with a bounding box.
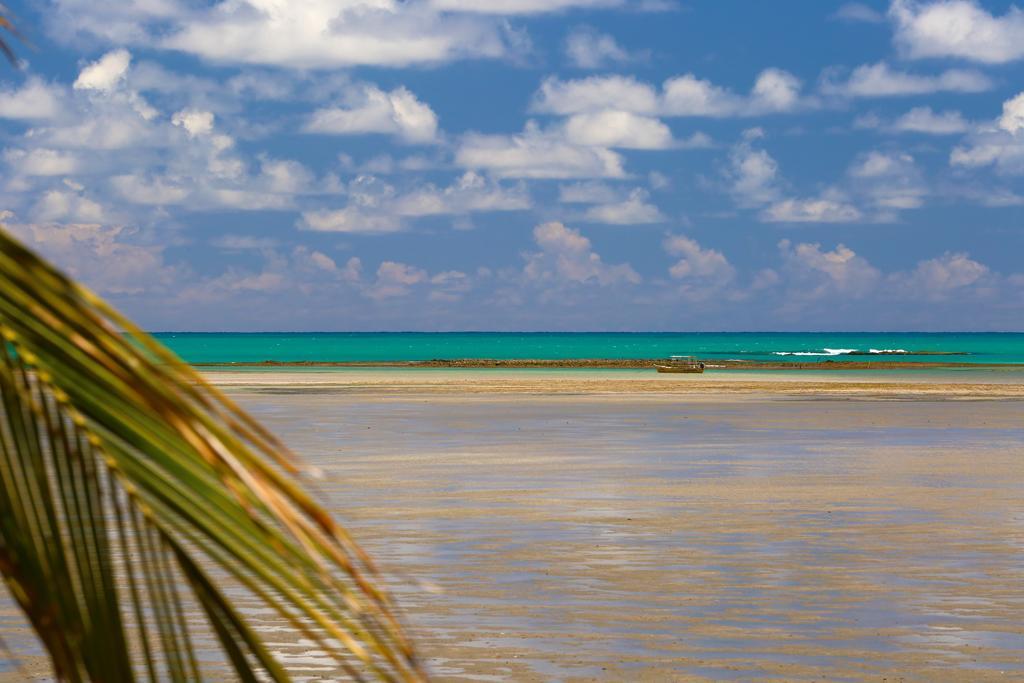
[2,390,1022,681]
[152,331,1024,365]
[238,391,1023,681]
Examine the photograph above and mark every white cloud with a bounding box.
[179,246,364,304]
[893,106,969,134]
[258,158,317,195]
[564,26,637,68]
[821,62,992,97]
[171,108,215,137]
[456,122,626,178]
[749,68,803,112]
[524,221,640,286]
[32,187,107,224]
[0,78,63,120]
[893,252,990,300]
[298,172,529,233]
[558,181,622,204]
[369,261,428,299]
[723,132,907,223]
[31,107,159,150]
[664,234,735,284]
[563,110,674,149]
[534,69,807,120]
[160,1,509,69]
[533,75,659,115]
[950,91,1024,174]
[725,130,782,207]
[648,170,671,189]
[847,151,927,210]
[5,220,176,295]
[762,196,863,223]
[779,239,881,298]
[304,85,439,144]
[890,0,1024,64]
[429,0,622,14]
[110,174,191,205]
[299,207,403,234]
[661,74,743,116]
[583,188,664,224]
[74,49,132,93]
[393,172,531,216]
[832,2,885,22]
[4,148,80,176]
[999,91,1024,134]
[953,185,1024,207]
[663,68,806,116]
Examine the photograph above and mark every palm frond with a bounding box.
[0,8,20,65]
[0,224,424,680]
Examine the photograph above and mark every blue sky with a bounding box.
[1,0,1023,331]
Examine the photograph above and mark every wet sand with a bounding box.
[235,371,1024,680]
[2,370,1023,680]
[204,367,1024,399]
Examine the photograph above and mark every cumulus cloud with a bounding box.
[893,106,969,134]
[893,251,990,300]
[31,186,107,224]
[298,172,530,233]
[456,122,626,178]
[847,151,927,211]
[393,171,531,216]
[0,78,63,120]
[3,148,80,176]
[856,107,971,134]
[664,234,735,286]
[161,1,509,69]
[73,49,132,93]
[564,26,639,68]
[950,91,1024,174]
[533,75,659,115]
[5,219,177,295]
[832,2,885,22]
[304,85,440,144]
[999,91,1024,134]
[110,174,191,206]
[582,188,664,224]
[821,62,992,98]
[558,181,622,204]
[762,196,863,223]
[533,69,808,119]
[369,261,429,299]
[724,130,782,207]
[778,239,881,299]
[724,131,922,223]
[563,110,674,149]
[523,221,640,286]
[663,68,806,116]
[430,0,625,12]
[890,0,1024,64]
[171,108,215,137]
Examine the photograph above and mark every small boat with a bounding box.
[654,356,705,373]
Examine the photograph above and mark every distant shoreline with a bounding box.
[193,358,1023,371]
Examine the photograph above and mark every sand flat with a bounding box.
[229,371,1024,681]
[204,367,1024,399]
[2,370,1022,680]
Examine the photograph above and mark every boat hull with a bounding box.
[654,364,704,374]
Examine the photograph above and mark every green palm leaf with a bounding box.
[0,224,424,680]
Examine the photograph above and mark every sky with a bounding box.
[0,0,1023,331]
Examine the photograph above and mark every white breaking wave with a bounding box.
[772,348,858,357]
[868,348,908,354]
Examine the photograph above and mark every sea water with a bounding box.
[150,332,1024,365]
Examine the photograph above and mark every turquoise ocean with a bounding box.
[152,332,1024,366]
